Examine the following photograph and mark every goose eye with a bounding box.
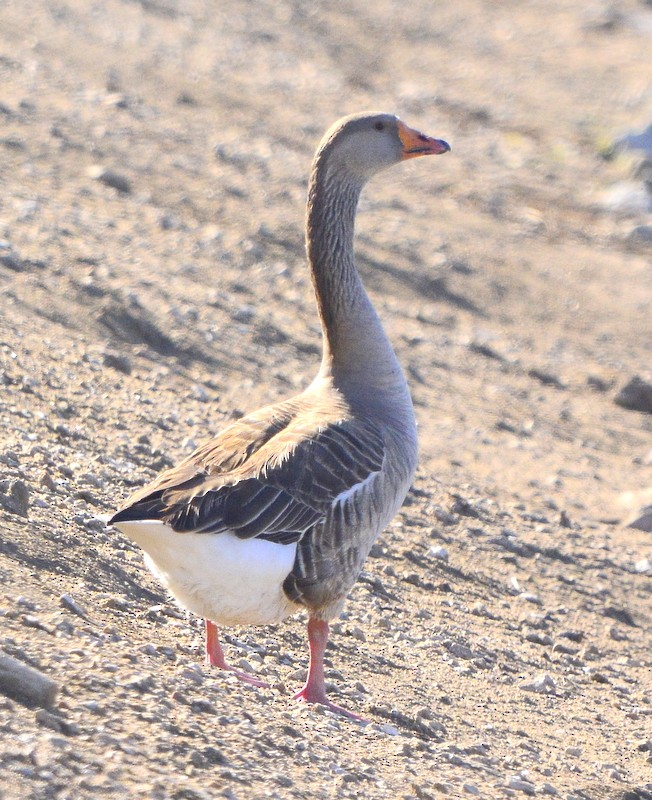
[374,122,385,131]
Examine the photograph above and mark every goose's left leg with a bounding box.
[293,617,366,722]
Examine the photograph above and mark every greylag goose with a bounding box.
[110,112,450,719]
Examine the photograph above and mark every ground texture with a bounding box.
[1,1,651,798]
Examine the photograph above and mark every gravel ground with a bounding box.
[1,1,651,798]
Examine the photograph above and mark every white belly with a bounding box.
[113,521,300,626]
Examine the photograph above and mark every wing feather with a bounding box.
[110,398,386,552]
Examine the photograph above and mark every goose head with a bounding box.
[315,112,450,185]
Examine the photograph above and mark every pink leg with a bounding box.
[293,618,366,722]
[204,620,268,688]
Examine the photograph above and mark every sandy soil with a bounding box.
[1,1,651,798]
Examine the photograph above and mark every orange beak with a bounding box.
[397,120,450,159]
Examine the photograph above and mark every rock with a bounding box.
[507,776,536,795]
[525,631,553,646]
[615,376,652,413]
[634,558,652,574]
[0,479,30,517]
[527,368,566,389]
[59,593,93,622]
[447,642,474,660]
[520,673,557,694]
[88,165,132,194]
[626,506,652,533]
[122,674,156,693]
[0,652,59,707]
[376,723,399,736]
[628,224,652,244]
[428,545,449,562]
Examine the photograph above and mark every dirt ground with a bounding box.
[1,1,651,798]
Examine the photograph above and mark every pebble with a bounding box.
[122,674,156,693]
[525,631,553,646]
[376,723,399,736]
[615,376,652,414]
[627,507,652,533]
[60,593,92,622]
[88,165,132,194]
[428,545,449,562]
[447,642,474,660]
[628,224,652,244]
[0,479,30,517]
[0,652,59,708]
[463,783,480,795]
[508,777,536,795]
[520,673,557,694]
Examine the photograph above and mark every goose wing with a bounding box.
[110,400,386,548]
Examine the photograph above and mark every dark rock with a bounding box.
[528,368,566,389]
[626,506,652,532]
[0,653,58,707]
[0,252,25,271]
[468,341,507,362]
[615,376,652,413]
[0,480,30,517]
[88,165,132,194]
[628,225,652,244]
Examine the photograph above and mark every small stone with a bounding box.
[558,630,584,643]
[615,376,652,414]
[519,592,542,605]
[626,507,652,533]
[565,746,582,757]
[101,595,132,611]
[634,558,651,574]
[507,777,536,795]
[0,479,30,517]
[520,673,557,694]
[428,545,449,562]
[628,224,652,244]
[60,594,92,622]
[377,723,399,735]
[528,368,566,389]
[540,783,559,795]
[525,631,553,646]
[236,658,255,674]
[190,699,217,714]
[122,674,156,693]
[88,165,132,194]
[0,653,59,707]
[34,709,64,733]
[192,384,210,402]
[447,642,474,660]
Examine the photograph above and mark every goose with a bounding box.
[110,112,450,719]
